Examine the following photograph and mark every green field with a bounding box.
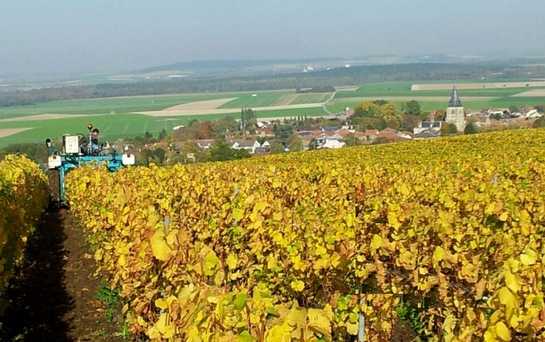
[1,79,544,147]
[0,89,332,147]
[0,114,176,146]
[332,80,545,113]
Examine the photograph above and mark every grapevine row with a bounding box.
[67,129,545,341]
[0,155,49,314]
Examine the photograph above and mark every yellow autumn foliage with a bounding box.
[66,129,545,341]
[0,155,48,314]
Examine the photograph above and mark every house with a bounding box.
[326,133,344,140]
[413,121,442,134]
[301,136,315,150]
[230,140,261,154]
[378,128,403,141]
[412,130,440,140]
[306,133,346,149]
[256,126,275,137]
[487,108,506,116]
[474,116,491,128]
[335,127,356,137]
[523,109,542,119]
[296,131,314,138]
[319,139,346,149]
[361,129,380,142]
[321,126,338,133]
[371,128,413,142]
[353,131,370,142]
[195,139,214,151]
[397,131,414,140]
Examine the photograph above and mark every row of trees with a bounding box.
[349,99,429,131]
[137,140,253,166]
[295,85,335,93]
[0,143,49,166]
[3,63,545,108]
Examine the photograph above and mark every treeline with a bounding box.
[1,63,545,108]
[0,143,50,166]
[295,85,336,93]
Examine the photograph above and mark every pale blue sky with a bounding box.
[1,0,544,75]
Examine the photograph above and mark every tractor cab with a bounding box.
[46,123,135,203]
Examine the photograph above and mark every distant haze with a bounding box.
[1,0,545,76]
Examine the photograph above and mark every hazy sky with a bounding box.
[1,0,544,75]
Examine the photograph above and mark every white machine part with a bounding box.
[122,153,135,165]
[48,155,62,169]
[63,135,80,154]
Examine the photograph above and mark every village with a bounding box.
[132,88,544,165]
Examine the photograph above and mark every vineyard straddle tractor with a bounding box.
[46,123,135,203]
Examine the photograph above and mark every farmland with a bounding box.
[328,80,545,113]
[1,79,544,147]
[0,91,331,147]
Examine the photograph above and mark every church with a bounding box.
[445,87,466,132]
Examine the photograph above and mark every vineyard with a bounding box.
[58,129,545,341]
[0,155,49,314]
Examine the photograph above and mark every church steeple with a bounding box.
[445,86,466,132]
[448,86,463,107]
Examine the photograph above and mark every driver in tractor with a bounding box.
[79,124,102,155]
[46,122,136,204]
[90,128,101,155]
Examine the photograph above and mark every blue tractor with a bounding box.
[46,123,135,203]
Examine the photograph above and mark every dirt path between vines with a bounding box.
[0,208,124,342]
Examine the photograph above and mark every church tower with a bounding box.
[445,87,466,132]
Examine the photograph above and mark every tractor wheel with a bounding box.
[48,169,61,203]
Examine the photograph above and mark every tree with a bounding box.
[464,122,478,134]
[386,118,400,130]
[435,109,447,121]
[373,99,389,106]
[164,150,185,166]
[440,123,458,135]
[401,114,421,131]
[534,104,545,113]
[240,108,257,131]
[509,105,520,114]
[269,140,285,154]
[401,100,422,117]
[379,102,402,129]
[308,138,319,150]
[352,116,387,130]
[138,148,166,166]
[352,101,380,118]
[158,128,167,141]
[231,148,251,160]
[532,116,545,128]
[211,116,239,139]
[206,140,250,162]
[181,140,203,163]
[286,134,303,152]
[274,124,294,142]
[490,113,503,120]
[206,140,233,162]
[343,133,362,146]
[0,143,50,165]
[188,119,200,127]
[150,148,166,164]
[195,121,213,139]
